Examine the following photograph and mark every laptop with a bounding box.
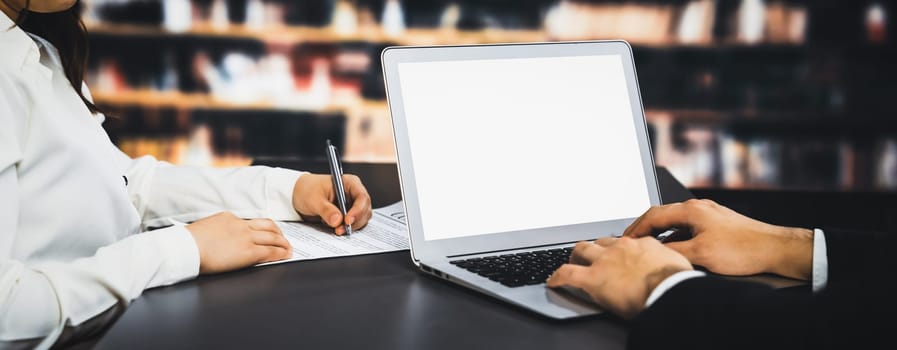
[380,40,662,319]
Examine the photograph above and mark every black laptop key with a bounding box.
[502,278,525,287]
[449,247,573,288]
[524,275,543,285]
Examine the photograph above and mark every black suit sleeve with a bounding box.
[627,228,897,350]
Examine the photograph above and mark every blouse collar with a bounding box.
[0,11,41,72]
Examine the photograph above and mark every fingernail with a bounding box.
[330,213,341,226]
[346,216,355,225]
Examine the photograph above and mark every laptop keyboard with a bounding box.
[449,247,574,288]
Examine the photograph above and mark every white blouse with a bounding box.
[0,13,304,348]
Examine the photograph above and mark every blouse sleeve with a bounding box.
[113,151,307,229]
[0,73,198,348]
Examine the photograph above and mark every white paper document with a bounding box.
[263,201,408,265]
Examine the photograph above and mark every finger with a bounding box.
[351,210,374,231]
[624,213,646,237]
[546,264,593,288]
[594,237,619,247]
[342,175,368,202]
[623,203,692,238]
[253,245,292,264]
[251,230,291,250]
[311,197,345,229]
[342,175,372,228]
[248,218,281,234]
[570,241,604,265]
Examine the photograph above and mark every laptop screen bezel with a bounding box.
[381,40,662,260]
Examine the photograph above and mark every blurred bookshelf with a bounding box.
[83,0,897,192]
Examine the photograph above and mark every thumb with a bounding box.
[312,198,344,227]
[546,264,592,289]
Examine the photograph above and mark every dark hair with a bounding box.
[13,0,100,114]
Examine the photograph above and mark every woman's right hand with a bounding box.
[186,212,292,274]
[623,199,814,281]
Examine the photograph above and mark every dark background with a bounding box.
[83,0,897,231]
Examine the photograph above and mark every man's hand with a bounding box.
[547,237,692,320]
[291,174,372,235]
[623,199,814,281]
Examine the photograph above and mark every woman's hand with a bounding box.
[187,212,292,274]
[547,237,692,320]
[291,174,373,235]
[623,199,814,281]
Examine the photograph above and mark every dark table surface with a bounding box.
[88,160,714,350]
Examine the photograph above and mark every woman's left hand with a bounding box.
[291,174,372,235]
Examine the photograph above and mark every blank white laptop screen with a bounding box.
[397,55,650,241]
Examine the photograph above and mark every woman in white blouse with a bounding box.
[0,1,373,348]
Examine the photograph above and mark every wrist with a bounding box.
[291,173,310,214]
[643,265,690,302]
[644,270,706,308]
[768,226,814,280]
[619,265,690,319]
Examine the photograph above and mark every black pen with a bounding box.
[326,139,352,236]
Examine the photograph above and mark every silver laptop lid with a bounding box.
[382,41,661,262]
